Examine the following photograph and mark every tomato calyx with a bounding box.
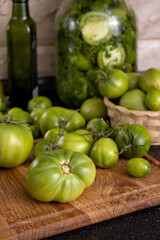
[87,118,110,142]
[116,127,134,154]
[61,163,73,175]
[46,142,56,152]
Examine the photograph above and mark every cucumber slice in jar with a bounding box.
[80,11,111,46]
[97,44,126,70]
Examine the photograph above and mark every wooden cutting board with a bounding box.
[0,146,160,240]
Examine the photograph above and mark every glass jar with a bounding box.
[56,0,137,108]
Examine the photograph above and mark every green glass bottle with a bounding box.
[6,0,38,110]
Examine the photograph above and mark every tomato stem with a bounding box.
[0,115,28,126]
[46,142,56,152]
[61,163,72,175]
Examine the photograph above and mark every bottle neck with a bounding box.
[12,1,30,19]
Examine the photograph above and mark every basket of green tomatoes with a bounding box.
[98,68,160,145]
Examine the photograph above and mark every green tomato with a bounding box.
[26,149,96,202]
[119,89,148,111]
[73,129,93,144]
[90,138,119,168]
[8,107,23,114]
[98,69,129,99]
[80,97,107,122]
[126,72,139,90]
[33,139,56,158]
[115,124,151,158]
[138,68,160,92]
[145,89,160,111]
[126,158,151,177]
[57,133,92,155]
[44,128,67,144]
[86,118,109,137]
[70,52,92,71]
[27,96,52,112]
[0,120,33,168]
[8,110,33,124]
[67,109,86,131]
[30,108,46,126]
[40,107,86,135]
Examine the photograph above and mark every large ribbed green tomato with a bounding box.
[40,107,86,135]
[26,149,96,203]
[0,121,33,168]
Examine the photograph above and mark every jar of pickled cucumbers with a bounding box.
[56,0,137,108]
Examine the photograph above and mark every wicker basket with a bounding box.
[104,97,160,146]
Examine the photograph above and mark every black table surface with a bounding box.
[3,77,160,240]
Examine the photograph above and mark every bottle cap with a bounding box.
[12,0,29,3]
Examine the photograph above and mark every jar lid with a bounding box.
[12,0,29,3]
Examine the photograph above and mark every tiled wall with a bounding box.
[0,0,160,80]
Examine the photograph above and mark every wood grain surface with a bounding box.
[0,145,160,240]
